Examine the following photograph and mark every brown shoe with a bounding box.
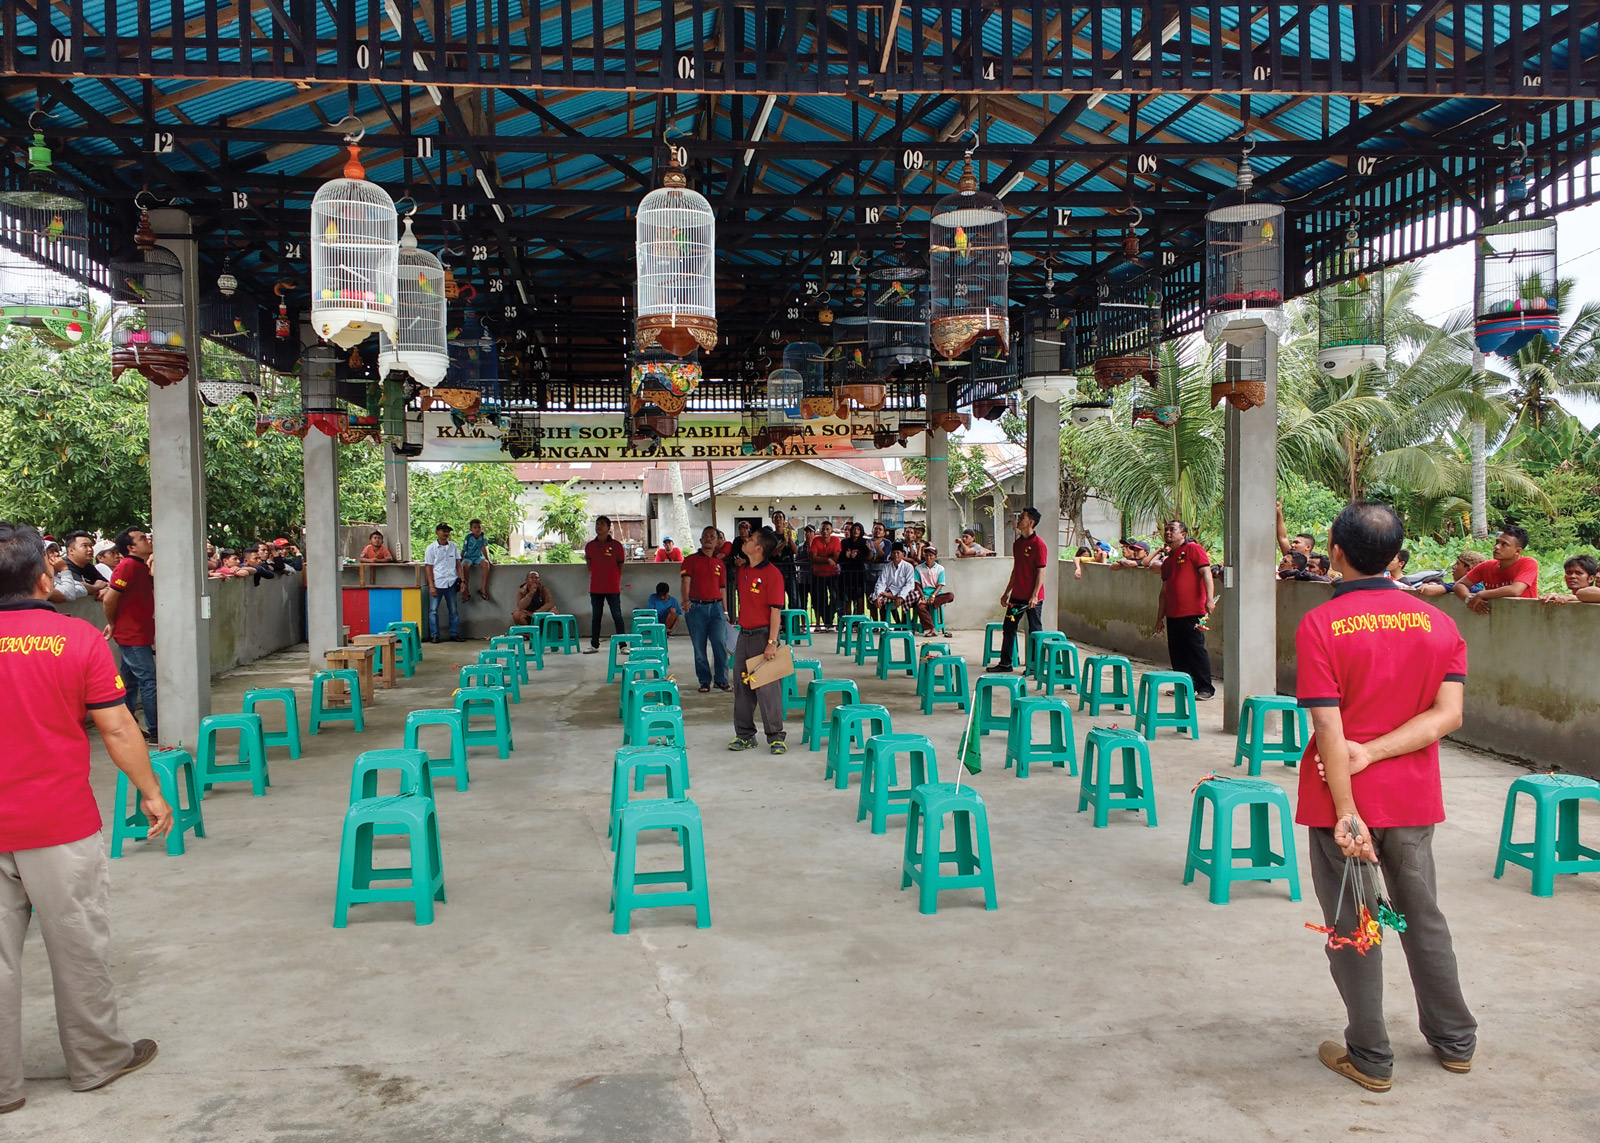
[0,1097,23,1113]
[1318,1041,1391,1092]
[1439,1055,1472,1074]
[83,1039,158,1092]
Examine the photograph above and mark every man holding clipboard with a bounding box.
[728,526,790,755]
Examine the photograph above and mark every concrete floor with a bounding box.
[9,630,1599,1141]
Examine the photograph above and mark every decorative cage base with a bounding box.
[871,347,932,381]
[632,389,688,416]
[1069,402,1113,427]
[931,412,971,433]
[1317,343,1388,378]
[931,315,1009,360]
[257,414,309,438]
[637,314,717,357]
[198,381,261,407]
[801,396,839,420]
[339,420,380,445]
[1474,312,1561,359]
[1094,354,1159,389]
[306,411,349,437]
[425,386,482,414]
[835,383,887,411]
[1204,306,1287,347]
[378,347,449,387]
[112,345,190,387]
[1132,405,1182,427]
[1210,380,1268,411]
[970,397,1014,421]
[312,306,398,350]
[631,413,679,439]
[0,304,88,348]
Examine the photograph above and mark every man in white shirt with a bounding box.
[423,522,464,642]
[868,544,918,623]
[913,546,954,636]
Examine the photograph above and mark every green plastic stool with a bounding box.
[386,621,423,667]
[919,641,953,663]
[974,674,1028,740]
[542,613,580,654]
[310,669,365,733]
[477,650,522,701]
[488,636,531,683]
[460,664,517,706]
[631,704,686,753]
[611,797,711,934]
[917,654,971,714]
[624,681,682,742]
[1234,695,1309,775]
[609,746,689,848]
[403,709,471,793]
[637,621,668,651]
[1037,640,1080,697]
[782,658,823,717]
[801,679,860,750]
[618,661,669,719]
[1005,696,1078,777]
[1078,654,1135,715]
[901,783,998,914]
[110,748,205,857]
[507,625,545,670]
[241,687,303,759]
[349,748,435,807]
[854,621,890,667]
[454,686,513,758]
[875,629,917,680]
[857,733,939,834]
[1078,727,1157,828]
[836,614,869,656]
[825,703,892,789]
[781,609,812,647]
[1184,777,1301,903]
[630,607,658,628]
[1026,630,1068,682]
[333,794,445,927]
[1494,774,1600,897]
[1136,671,1200,739]
[982,622,1007,668]
[607,634,645,683]
[196,713,271,797]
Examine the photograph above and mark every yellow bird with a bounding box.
[46,214,65,239]
[323,219,339,243]
[417,271,436,295]
[954,226,969,251]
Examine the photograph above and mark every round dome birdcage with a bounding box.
[929,158,1010,359]
[1211,333,1270,411]
[868,244,930,380]
[1092,261,1163,390]
[1204,155,1286,347]
[0,131,91,348]
[765,366,803,424]
[378,216,448,385]
[784,341,830,397]
[1474,217,1559,359]
[310,136,399,349]
[1317,223,1388,378]
[110,209,189,387]
[198,290,262,406]
[635,151,716,357]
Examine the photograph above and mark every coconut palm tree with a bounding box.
[1496,290,1600,432]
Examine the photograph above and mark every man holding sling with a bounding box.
[728,526,787,754]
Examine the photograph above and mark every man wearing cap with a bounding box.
[422,523,464,642]
[653,536,683,563]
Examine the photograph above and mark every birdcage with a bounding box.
[429,310,491,413]
[1204,155,1286,347]
[835,298,886,408]
[632,350,700,420]
[0,131,91,347]
[1092,268,1163,390]
[110,210,189,387]
[635,151,716,357]
[1020,291,1078,382]
[378,215,448,385]
[1211,333,1270,411]
[310,135,399,349]
[867,245,931,380]
[786,342,833,418]
[766,365,804,424]
[929,158,1009,359]
[299,344,347,434]
[499,409,543,459]
[1474,217,1559,359]
[197,290,262,406]
[1317,223,1388,378]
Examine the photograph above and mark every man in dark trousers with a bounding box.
[0,522,169,1113]
[1298,501,1475,1092]
[582,515,628,653]
[728,526,786,754]
[1153,519,1215,700]
[993,507,1048,672]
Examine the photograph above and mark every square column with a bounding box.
[384,449,411,561]
[1024,394,1062,609]
[925,385,952,555]
[303,349,343,672]
[1221,334,1280,732]
[148,209,210,747]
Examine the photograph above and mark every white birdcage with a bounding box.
[110,210,189,387]
[635,150,716,357]
[766,366,803,423]
[1474,217,1560,359]
[310,134,399,349]
[1204,153,1287,347]
[1317,222,1388,378]
[929,157,1010,359]
[378,216,448,385]
[0,130,91,347]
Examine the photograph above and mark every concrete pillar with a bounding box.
[925,386,953,555]
[303,349,344,671]
[1221,334,1280,733]
[148,208,210,748]
[991,486,1006,547]
[384,450,411,561]
[1025,394,1062,611]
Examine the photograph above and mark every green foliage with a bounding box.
[1497,467,1600,551]
[544,541,583,564]
[535,478,590,547]
[1278,473,1344,544]
[408,463,526,554]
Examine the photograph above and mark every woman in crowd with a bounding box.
[838,521,871,619]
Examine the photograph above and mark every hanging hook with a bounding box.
[1121,204,1146,228]
[275,280,294,297]
[963,122,981,159]
[1240,136,1257,157]
[27,109,57,132]
[133,189,160,211]
[334,114,366,144]
[394,194,418,217]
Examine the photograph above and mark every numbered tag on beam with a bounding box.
[861,205,882,225]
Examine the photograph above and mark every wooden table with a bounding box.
[358,561,426,588]
[351,632,401,688]
[324,645,378,703]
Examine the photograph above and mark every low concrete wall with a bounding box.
[1056,562,1599,772]
[60,574,304,678]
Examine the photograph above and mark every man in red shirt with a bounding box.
[1454,525,1537,616]
[729,527,787,753]
[102,528,157,742]
[1297,502,1475,1093]
[993,507,1049,672]
[807,521,841,632]
[1153,519,1216,700]
[653,537,683,563]
[0,522,170,1113]
[680,526,731,693]
[582,515,628,653]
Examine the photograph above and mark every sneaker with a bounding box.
[769,740,788,755]
[1196,690,1216,701]
[83,1039,159,1092]
[1317,1042,1391,1093]
[583,646,599,655]
[1438,1055,1473,1074]
[727,738,756,751]
[988,665,1015,674]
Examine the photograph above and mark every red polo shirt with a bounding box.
[1160,540,1211,618]
[1008,533,1049,600]
[653,545,682,563]
[109,555,155,646]
[738,562,786,630]
[808,535,841,576]
[0,601,127,850]
[1295,578,1467,829]
[584,537,626,594]
[681,552,726,601]
[1462,556,1538,596]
